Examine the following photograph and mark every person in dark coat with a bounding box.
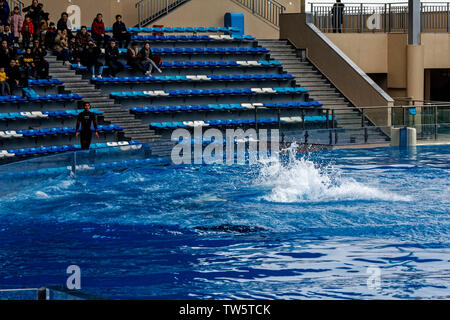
[105,40,124,77]
[1,25,15,46]
[75,102,99,150]
[20,47,35,79]
[80,40,104,78]
[5,58,21,93]
[112,14,130,49]
[23,0,39,26]
[0,39,15,68]
[127,42,145,75]
[32,39,49,78]
[332,0,345,33]
[44,21,57,49]
[0,0,10,27]
[56,11,73,39]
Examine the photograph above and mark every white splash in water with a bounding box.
[258,143,411,203]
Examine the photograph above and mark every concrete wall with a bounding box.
[280,13,393,127]
[151,0,279,39]
[37,0,289,37]
[326,33,388,74]
[33,0,137,28]
[323,32,450,101]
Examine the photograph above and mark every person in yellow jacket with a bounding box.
[0,67,11,96]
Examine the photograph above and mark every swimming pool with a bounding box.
[0,145,449,299]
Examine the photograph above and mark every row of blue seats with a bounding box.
[0,109,103,120]
[92,74,295,84]
[0,125,123,138]
[28,79,64,86]
[131,101,322,113]
[131,34,255,41]
[114,48,269,55]
[150,116,334,128]
[2,141,141,157]
[161,60,282,68]
[111,87,309,98]
[74,26,241,33]
[74,60,281,72]
[148,47,269,54]
[0,94,82,103]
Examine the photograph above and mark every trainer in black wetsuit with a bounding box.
[75,102,99,150]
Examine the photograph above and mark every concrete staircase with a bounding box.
[258,39,377,129]
[46,55,161,144]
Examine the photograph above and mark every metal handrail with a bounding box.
[136,0,190,28]
[231,0,286,27]
[8,0,24,12]
[310,2,450,33]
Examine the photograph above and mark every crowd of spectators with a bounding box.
[0,0,163,95]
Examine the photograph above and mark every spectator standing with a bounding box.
[32,39,48,78]
[140,42,162,76]
[105,40,123,77]
[91,13,109,48]
[0,39,15,68]
[112,14,130,49]
[23,0,39,27]
[80,40,103,78]
[5,58,21,93]
[332,0,345,33]
[44,21,57,49]
[8,6,23,45]
[0,67,10,96]
[36,7,49,41]
[21,15,34,48]
[0,0,10,27]
[54,29,71,65]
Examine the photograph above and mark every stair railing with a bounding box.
[232,0,286,27]
[8,0,25,12]
[136,0,190,27]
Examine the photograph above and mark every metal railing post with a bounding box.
[301,109,305,130]
[360,3,364,33]
[331,110,335,129]
[447,3,450,33]
[326,109,330,129]
[434,106,438,140]
[277,108,281,132]
[254,105,258,132]
[166,0,169,15]
[137,3,141,28]
[403,107,407,127]
[361,109,365,127]
[389,4,392,32]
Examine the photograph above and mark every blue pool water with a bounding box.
[0,145,449,299]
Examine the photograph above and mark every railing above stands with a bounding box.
[136,0,190,28]
[231,0,286,27]
[310,2,450,33]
